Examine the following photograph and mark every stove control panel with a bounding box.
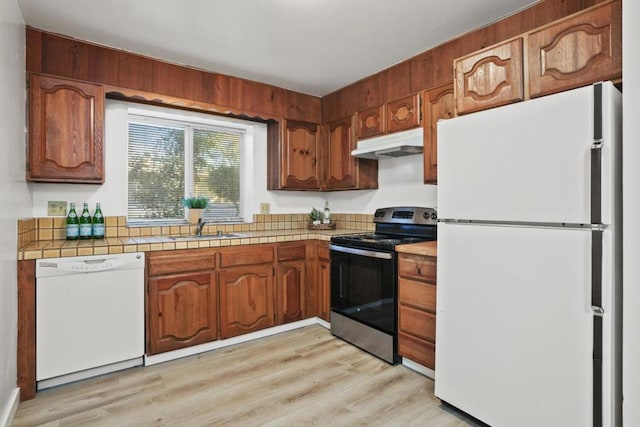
[373,207,437,225]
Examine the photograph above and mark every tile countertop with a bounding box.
[18,228,362,260]
[395,241,437,257]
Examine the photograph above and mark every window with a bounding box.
[127,108,248,223]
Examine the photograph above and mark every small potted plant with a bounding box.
[308,208,323,226]
[182,196,209,225]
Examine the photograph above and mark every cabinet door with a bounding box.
[386,94,421,133]
[357,105,385,139]
[28,73,105,183]
[325,115,357,190]
[219,264,275,339]
[277,260,306,324]
[455,38,524,115]
[147,272,217,355]
[528,0,621,98]
[318,243,331,321]
[279,119,321,190]
[423,82,454,184]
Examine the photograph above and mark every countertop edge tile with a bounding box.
[18,229,363,260]
[395,241,437,257]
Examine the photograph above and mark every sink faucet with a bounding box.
[196,218,207,236]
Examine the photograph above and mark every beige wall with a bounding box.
[0,0,30,423]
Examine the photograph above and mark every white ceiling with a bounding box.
[17,0,536,97]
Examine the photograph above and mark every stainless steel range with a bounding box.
[329,206,437,364]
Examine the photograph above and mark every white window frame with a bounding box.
[126,104,255,225]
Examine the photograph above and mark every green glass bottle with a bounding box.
[65,202,79,240]
[92,203,105,239]
[79,202,92,239]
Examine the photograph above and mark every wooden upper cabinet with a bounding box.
[325,115,357,190]
[423,82,455,184]
[357,105,385,139]
[324,115,378,191]
[268,119,321,190]
[386,94,421,133]
[528,0,621,98]
[27,73,104,183]
[454,38,524,115]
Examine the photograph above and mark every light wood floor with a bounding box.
[13,325,480,426]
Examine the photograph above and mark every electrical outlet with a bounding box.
[260,203,270,214]
[48,201,67,216]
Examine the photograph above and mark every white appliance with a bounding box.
[36,252,145,389]
[435,82,622,427]
[351,127,423,159]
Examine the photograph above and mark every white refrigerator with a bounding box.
[435,82,622,427]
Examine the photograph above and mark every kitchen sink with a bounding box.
[169,233,247,241]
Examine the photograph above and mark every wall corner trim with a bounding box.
[0,388,20,427]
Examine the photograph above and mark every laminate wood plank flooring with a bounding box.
[13,325,480,426]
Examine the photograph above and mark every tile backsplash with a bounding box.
[18,213,374,247]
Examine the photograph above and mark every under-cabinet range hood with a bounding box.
[351,127,423,159]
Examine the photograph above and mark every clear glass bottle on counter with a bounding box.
[323,201,331,224]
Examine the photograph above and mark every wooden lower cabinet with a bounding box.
[277,260,306,324]
[147,271,218,354]
[397,253,437,369]
[147,249,218,355]
[219,264,275,339]
[277,243,306,324]
[317,242,331,321]
[146,242,326,354]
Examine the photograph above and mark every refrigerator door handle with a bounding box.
[590,82,604,427]
[590,82,603,226]
[591,228,604,427]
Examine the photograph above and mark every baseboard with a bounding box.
[402,357,435,380]
[145,317,328,366]
[0,388,19,427]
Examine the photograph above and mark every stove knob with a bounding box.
[422,212,429,220]
[431,213,437,220]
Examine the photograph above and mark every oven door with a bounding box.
[329,244,396,334]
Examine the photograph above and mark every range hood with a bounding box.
[351,127,423,159]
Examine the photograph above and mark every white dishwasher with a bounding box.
[36,252,145,389]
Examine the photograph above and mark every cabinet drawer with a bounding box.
[399,304,436,342]
[318,242,330,261]
[277,243,306,261]
[147,248,216,276]
[398,253,436,283]
[219,245,274,267]
[398,332,435,369]
[398,278,436,312]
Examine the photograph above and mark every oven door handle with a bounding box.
[329,244,393,259]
